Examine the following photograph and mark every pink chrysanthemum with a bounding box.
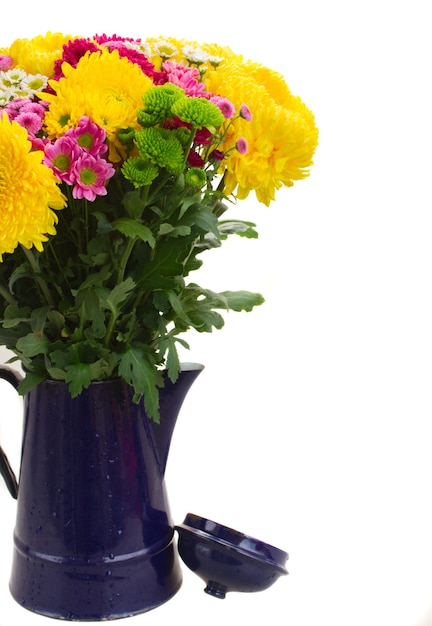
[162,61,208,97]
[67,116,107,156]
[236,137,248,154]
[20,101,47,117]
[14,111,43,135]
[29,135,48,151]
[0,55,13,71]
[240,103,253,121]
[210,96,236,119]
[3,97,28,120]
[70,153,115,201]
[43,136,81,182]
[93,33,139,46]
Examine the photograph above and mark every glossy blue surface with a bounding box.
[0,365,203,620]
[175,513,288,599]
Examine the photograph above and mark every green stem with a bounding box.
[47,240,72,294]
[84,199,89,249]
[103,311,117,349]
[21,246,55,307]
[117,236,137,284]
[0,282,17,306]
[104,236,138,348]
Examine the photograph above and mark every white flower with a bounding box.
[20,73,48,95]
[153,40,178,59]
[207,55,223,67]
[0,87,14,105]
[139,42,152,59]
[182,46,209,64]
[0,68,27,88]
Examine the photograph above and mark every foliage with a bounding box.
[0,34,318,420]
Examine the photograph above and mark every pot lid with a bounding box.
[175,513,288,599]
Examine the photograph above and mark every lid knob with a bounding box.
[204,581,227,599]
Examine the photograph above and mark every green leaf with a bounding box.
[31,306,52,336]
[0,327,22,345]
[8,263,32,292]
[188,310,225,332]
[47,310,66,336]
[118,347,163,422]
[178,195,202,220]
[16,333,49,357]
[78,266,112,290]
[166,290,191,324]
[218,220,259,239]
[122,190,147,219]
[17,372,46,396]
[183,207,220,240]
[219,290,265,312]
[158,223,191,237]
[103,277,136,316]
[2,304,31,328]
[135,238,189,289]
[65,363,92,398]
[112,217,156,248]
[76,289,106,339]
[46,367,66,381]
[161,336,181,383]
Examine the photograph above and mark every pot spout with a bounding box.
[149,363,204,474]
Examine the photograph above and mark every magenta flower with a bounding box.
[70,153,115,201]
[20,101,47,117]
[52,38,100,80]
[114,47,159,79]
[93,33,139,46]
[43,136,81,182]
[29,135,48,151]
[162,61,208,97]
[29,135,45,152]
[240,103,253,121]
[0,55,13,71]
[209,149,225,161]
[188,150,205,167]
[236,137,248,154]
[194,127,213,145]
[210,96,235,119]
[3,97,29,120]
[67,116,107,156]
[15,111,43,135]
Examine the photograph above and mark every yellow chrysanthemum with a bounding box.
[8,32,75,77]
[43,49,154,161]
[204,60,318,205]
[0,114,66,260]
[224,98,319,206]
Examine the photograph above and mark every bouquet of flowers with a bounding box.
[0,33,318,420]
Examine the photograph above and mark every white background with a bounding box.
[1,1,432,625]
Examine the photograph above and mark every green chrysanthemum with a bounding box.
[135,127,185,175]
[171,97,224,130]
[117,126,136,147]
[185,167,207,188]
[174,126,193,146]
[121,157,159,188]
[138,84,185,127]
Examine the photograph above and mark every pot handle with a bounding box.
[0,365,23,499]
